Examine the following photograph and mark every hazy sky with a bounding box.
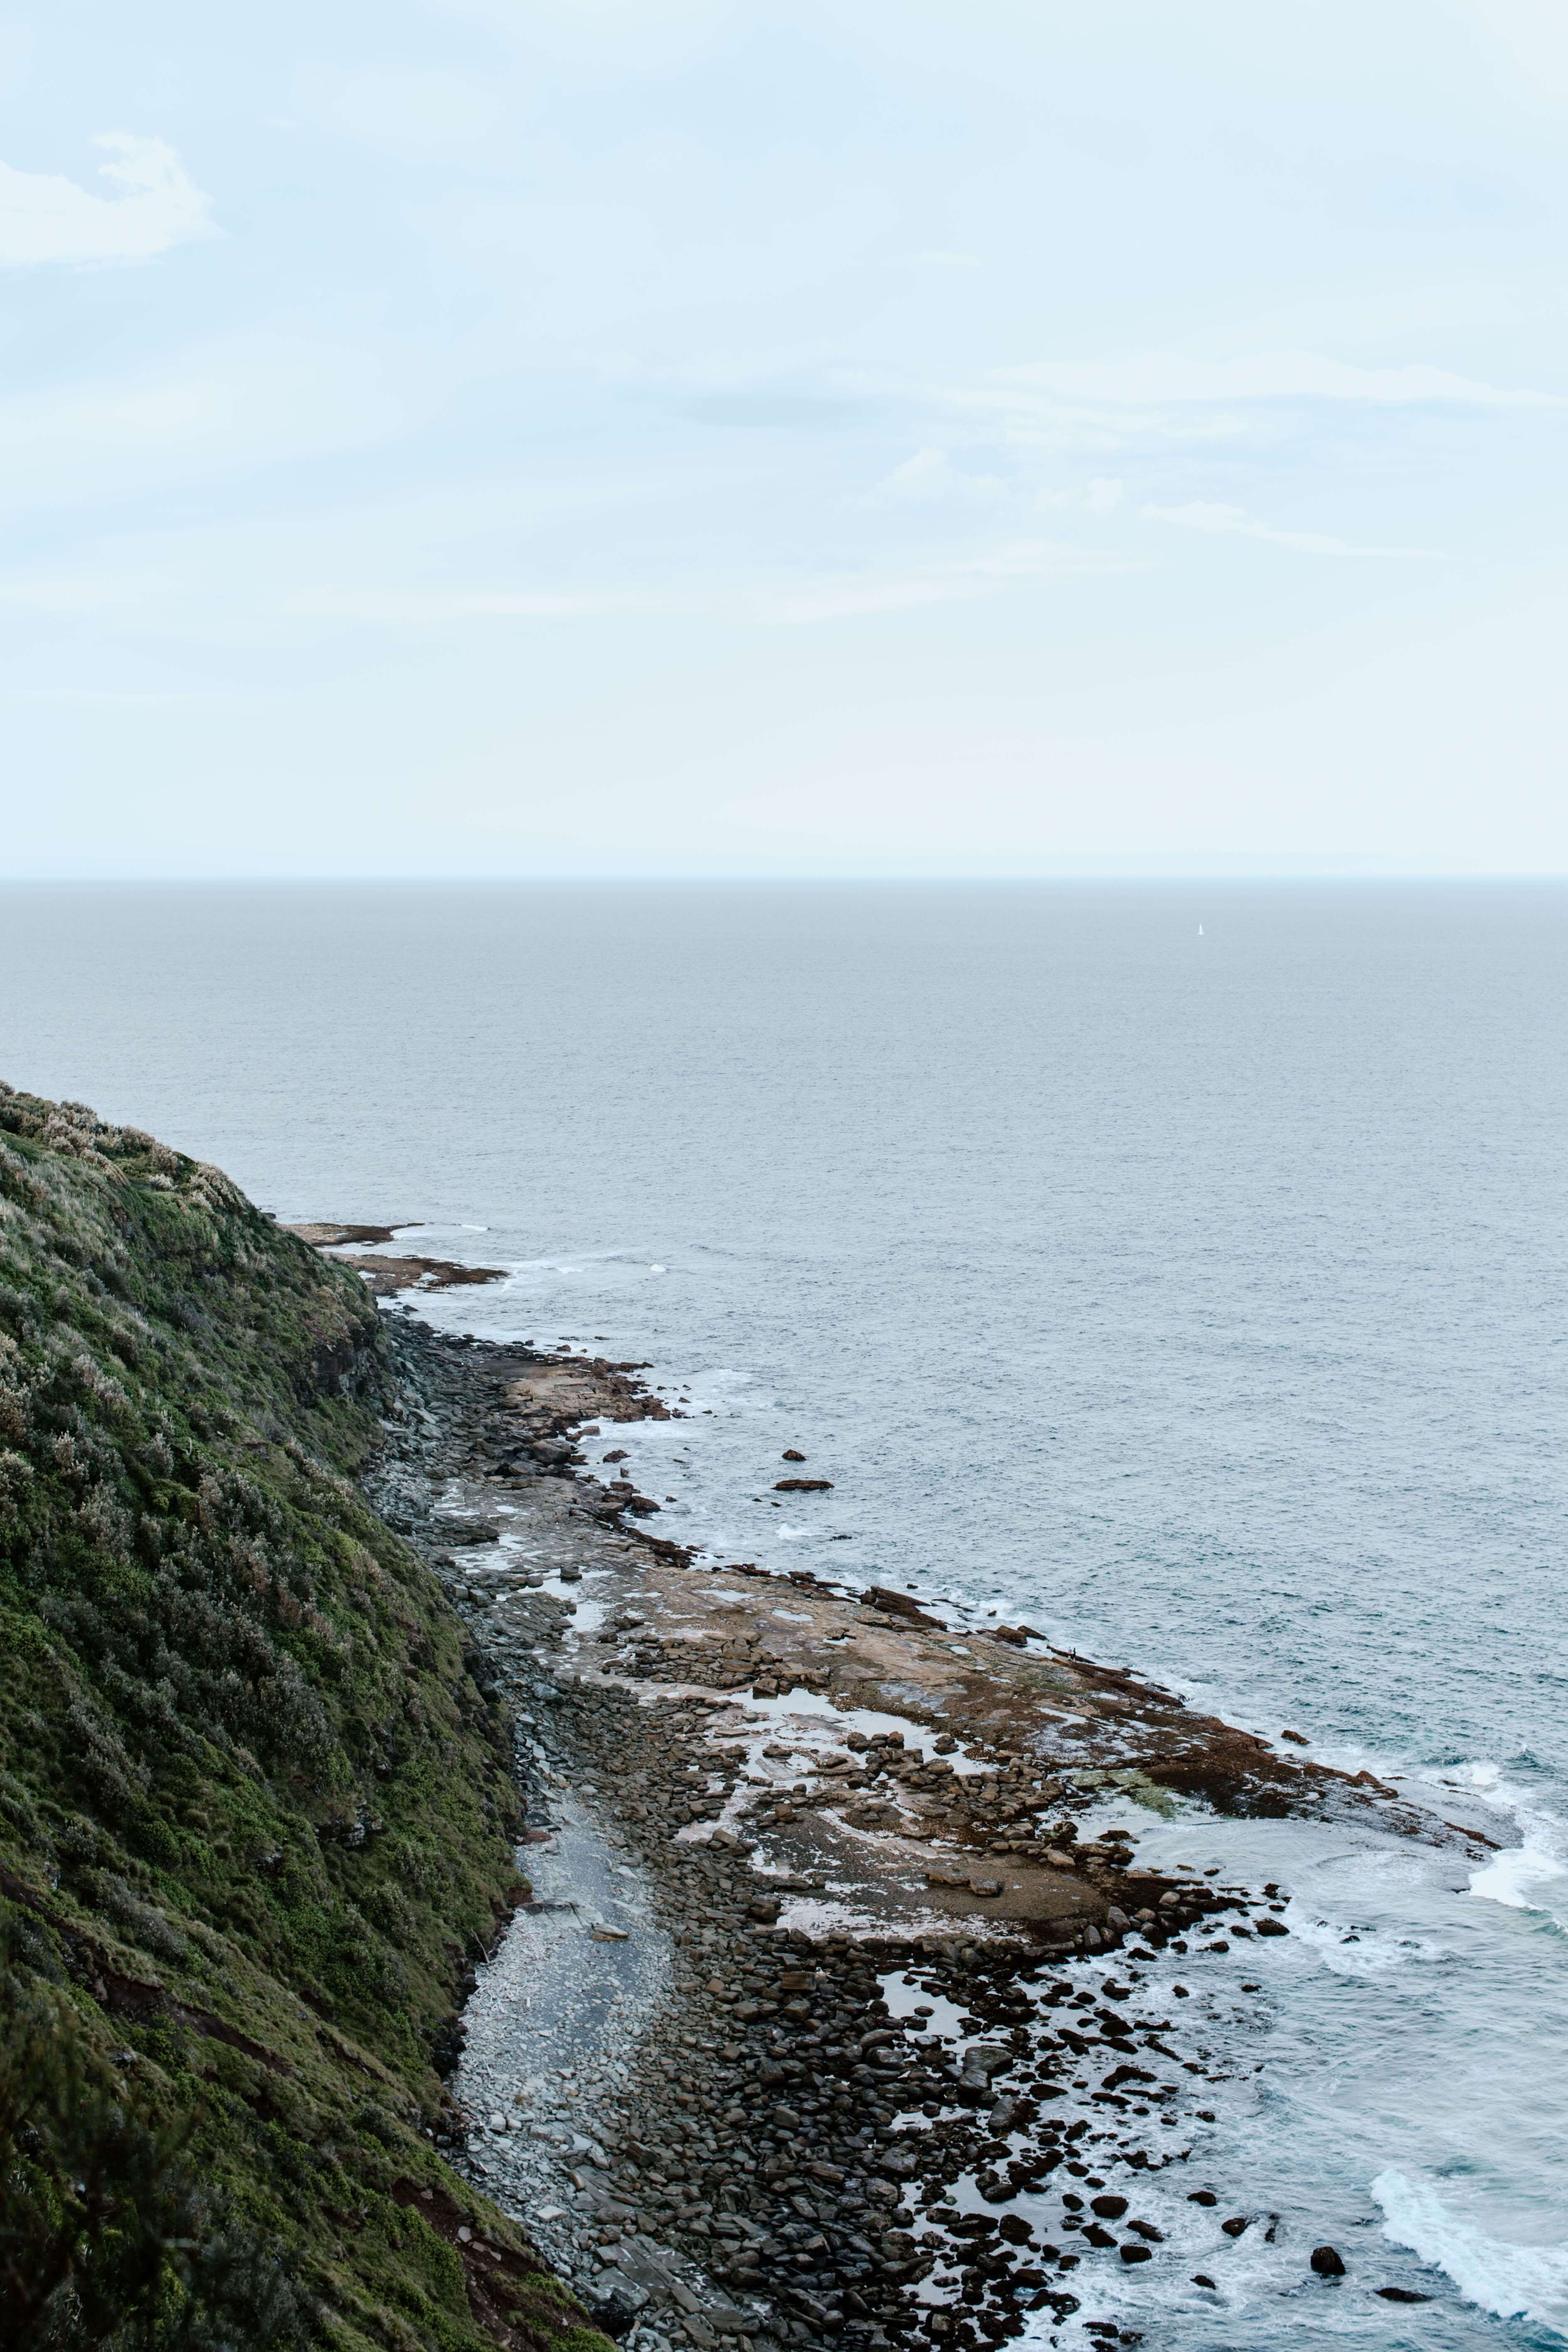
[4,1,1567,876]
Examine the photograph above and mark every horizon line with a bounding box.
[2,869,1567,888]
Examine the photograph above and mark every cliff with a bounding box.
[0,1086,600,2352]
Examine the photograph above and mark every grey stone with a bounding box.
[592,2273,652,2331]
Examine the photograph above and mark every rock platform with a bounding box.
[358,1313,1466,2352]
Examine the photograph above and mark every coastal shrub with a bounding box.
[88,1872,190,1965]
[0,1982,309,2352]
[0,1770,49,1852]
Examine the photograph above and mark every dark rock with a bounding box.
[774,1478,833,1493]
[1254,1918,1289,1937]
[1119,2243,1152,2265]
[1192,2273,1216,2290]
[1311,2246,1346,2278]
[1375,2288,1432,2303]
[1220,2216,1250,2238]
[589,2274,650,2334]
[782,1450,806,1462]
[1088,2196,1127,2220]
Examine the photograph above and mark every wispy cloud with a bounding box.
[892,345,1568,457]
[0,571,178,614]
[997,351,1563,409]
[1143,500,1444,558]
[0,134,215,267]
[1038,476,1125,514]
[0,333,415,513]
[763,539,1133,623]
[285,587,651,623]
[866,447,1007,506]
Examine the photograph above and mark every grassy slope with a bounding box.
[0,1086,596,2352]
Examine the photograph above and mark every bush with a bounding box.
[0,1986,309,2351]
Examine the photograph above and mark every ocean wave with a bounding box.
[1469,1833,1568,1924]
[1373,2169,1568,2333]
[1434,1763,1568,1926]
[1285,1905,1433,1977]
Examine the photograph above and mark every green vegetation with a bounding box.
[0,1088,603,2352]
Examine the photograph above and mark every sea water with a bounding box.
[2,880,1564,2345]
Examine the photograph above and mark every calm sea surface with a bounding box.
[2,881,1565,2345]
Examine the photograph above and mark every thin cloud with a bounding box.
[0,134,215,267]
[766,578,974,622]
[764,539,1133,623]
[892,345,1567,455]
[998,351,1562,408]
[285,587,653,623]
[0,572,178,614]
[867,447,1007,506]
[1144,500,1444,558]
[1036,476,1125,513]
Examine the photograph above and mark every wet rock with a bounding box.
[1376,2287,1432,2303]
[773,1478,832,1493]
[1119,2243,1152,2264]
[782,1449,806,1462]
[1220,2216,1250,2238]
[1255,1916,1289,1936]
[1089,2196,1127,2220]
[1311,2245,1346,2278]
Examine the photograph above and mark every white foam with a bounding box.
[1454,1771,1568,1926]
[1469,1835,1568,1920]
[1374,2169,1568,2330]
[1285,1907,1414,1977]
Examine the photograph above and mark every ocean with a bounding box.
[3,879,1564,2344]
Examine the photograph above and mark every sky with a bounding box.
[2,0,1567,877]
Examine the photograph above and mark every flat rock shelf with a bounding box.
[363,1314,1486,2352]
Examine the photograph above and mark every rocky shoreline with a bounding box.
[358,1308,1479,2352]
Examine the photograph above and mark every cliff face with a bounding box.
[0,1087,594,2352]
